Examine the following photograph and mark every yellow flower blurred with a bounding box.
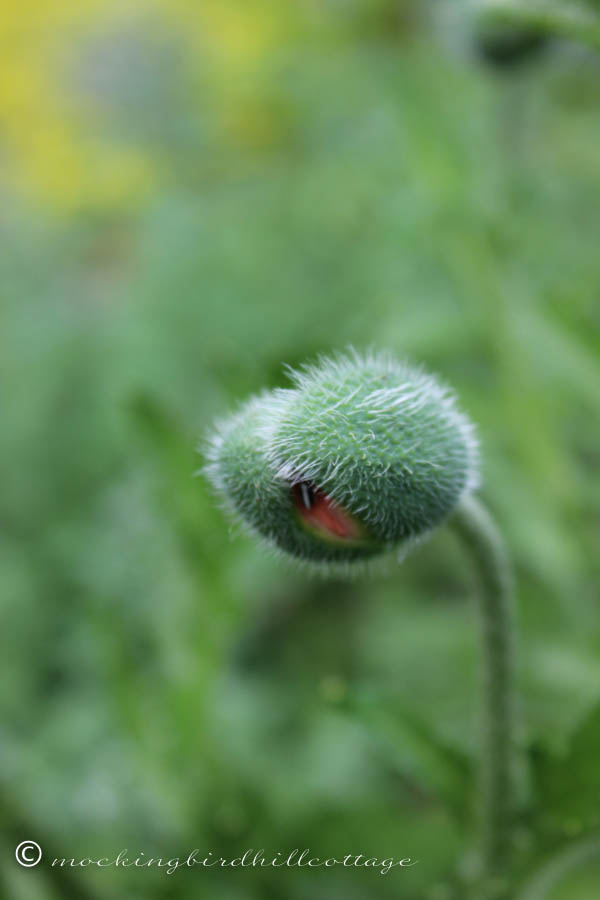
[0,0,293,214]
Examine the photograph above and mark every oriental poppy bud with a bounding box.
[470,0,549,68]
[204,351,479,570]
[475,20,548,67]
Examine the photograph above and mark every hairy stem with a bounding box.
[450,494,517,897]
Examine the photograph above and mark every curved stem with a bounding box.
[450,494,517,897]
[516,833,600,900]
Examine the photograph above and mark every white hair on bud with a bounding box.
[203,348,480,570]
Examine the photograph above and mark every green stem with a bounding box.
[517,833,600,900]
[450,494,517,897]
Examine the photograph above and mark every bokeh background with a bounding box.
[2,1,600,898]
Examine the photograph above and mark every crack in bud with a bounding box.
[291,481,364,541]
[204,349,479,569]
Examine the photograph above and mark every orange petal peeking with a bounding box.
[292,481,363,541]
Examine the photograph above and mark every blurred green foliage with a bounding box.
[2,1,600,898]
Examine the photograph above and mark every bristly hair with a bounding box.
[202,348,479,572]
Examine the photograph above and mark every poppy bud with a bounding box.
[475,20,548,68]
[204,351,479,569]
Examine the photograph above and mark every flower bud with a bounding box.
[204,351,479,569]
[475,20,548,68]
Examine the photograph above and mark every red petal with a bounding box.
[292,483,362,540]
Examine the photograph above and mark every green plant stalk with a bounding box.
[451,494,516,891]
[517,833,600,900]
[206,352,518,891]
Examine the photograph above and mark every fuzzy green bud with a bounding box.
[204,351,478,569]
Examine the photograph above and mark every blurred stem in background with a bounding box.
[451,495,517,899]
[517,833,600,900]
